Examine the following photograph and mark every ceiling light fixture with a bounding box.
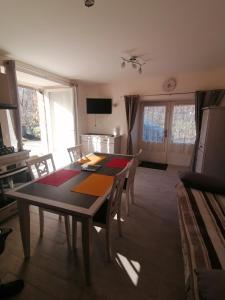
[84,0,95,7]
[121,56,146,74]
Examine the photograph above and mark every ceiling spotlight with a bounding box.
[84,0,95,7]
[120,55,146,74]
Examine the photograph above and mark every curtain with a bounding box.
[191,89,225,170]
[72,83,79,145]
[124,95,139,155]
[5,60,23,151]
[47,88,75,168]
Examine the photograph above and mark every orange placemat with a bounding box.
[71,174,114,196]
[78,154,106,165]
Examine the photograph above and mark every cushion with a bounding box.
[197,270,225,300]
[179,171,225,195]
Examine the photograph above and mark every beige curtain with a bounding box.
[72,83,79,145]
[5,60,23,151]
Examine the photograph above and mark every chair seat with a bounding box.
[93,201,108,224]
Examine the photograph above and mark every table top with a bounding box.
[6,153,132,218]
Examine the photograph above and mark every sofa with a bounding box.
[176,172,225,300]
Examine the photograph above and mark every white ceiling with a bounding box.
[0,0,225,83]
[16,71,63,88]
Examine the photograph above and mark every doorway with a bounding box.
[139,101,196,166]
[18,86,76,167]
[18,87,48,156]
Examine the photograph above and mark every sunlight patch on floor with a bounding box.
[116,253,141,286]
[113,214,125,222]
[94,226,102,233]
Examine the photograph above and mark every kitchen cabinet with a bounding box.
[80,134,121,155]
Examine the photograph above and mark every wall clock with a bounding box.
[162,78,177,92]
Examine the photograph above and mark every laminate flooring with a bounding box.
[0,166,185,300]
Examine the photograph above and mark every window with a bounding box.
[143,106,166,143]
[170,105,196,144]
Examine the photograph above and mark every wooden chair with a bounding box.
[26,153,71,248]
[67,145,83,163]
[124,149,142,216]
[72,162,131,261]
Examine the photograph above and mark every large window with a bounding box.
[170,104,196,144]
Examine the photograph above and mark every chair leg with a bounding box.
[106,227,112,262]
[125,189,130,216]
[39,208,44,237]
[117,208,122,237]
[64,215,70,249]
[72,217,77,251]
[130,183,135,204]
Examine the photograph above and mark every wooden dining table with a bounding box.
[6,153,132,285]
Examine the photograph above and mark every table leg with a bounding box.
[17,201,30,258]
[82,217,92,285]
[72,216,77,251]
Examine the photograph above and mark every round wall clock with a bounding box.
[162,78,177,92]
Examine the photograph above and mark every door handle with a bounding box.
[164,129,168,138]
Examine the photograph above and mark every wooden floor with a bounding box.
[0,167,185,300]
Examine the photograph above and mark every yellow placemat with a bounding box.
[78,154,106,165]
[72,174,114,196]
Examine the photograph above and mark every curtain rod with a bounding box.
[121,91,195,98]
[140,91,195,97]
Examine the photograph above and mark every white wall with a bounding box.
[79,67,225,153]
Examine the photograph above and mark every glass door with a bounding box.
[167,103,196,166]
[45,88,75,168]
[139,101,196,166]
[139,103,169,163]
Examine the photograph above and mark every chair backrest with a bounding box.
[126,149,142,186]
[26,153,56,179]
[106,162,131,223]
[135,148,142,163]
[67,145,82,163]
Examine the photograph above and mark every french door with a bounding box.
[19,87,76,167]
[139,101,196,166]
[139,103,169,163]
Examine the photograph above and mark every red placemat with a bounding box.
[106,158,129,168]
[37,169,80,187]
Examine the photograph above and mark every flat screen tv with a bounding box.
[86,98,112,114]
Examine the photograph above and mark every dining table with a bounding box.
[6,152,132,285]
